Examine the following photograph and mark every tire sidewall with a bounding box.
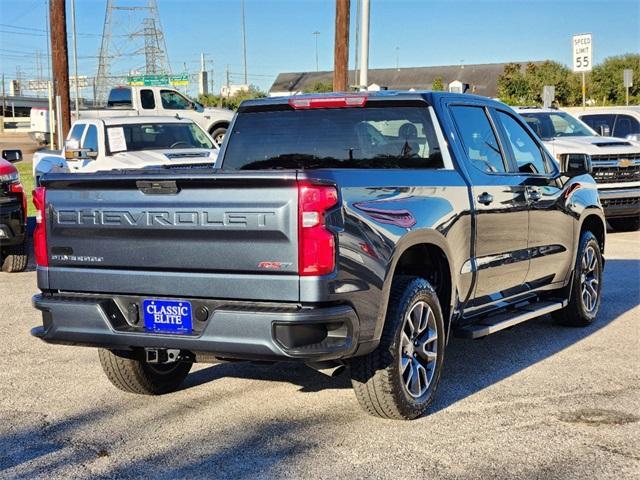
[572,233,603,322]
[387,278,446,418]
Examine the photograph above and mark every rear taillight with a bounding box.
[10,182,27,221]
[298,182,338,276]
[32,186,48,267]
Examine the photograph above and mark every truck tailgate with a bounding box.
[41,171,299,300]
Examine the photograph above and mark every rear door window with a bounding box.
[140,89,156,110]
[222,105,445,170]
[581,114,615,136]
[450,105,506,174]
[613,115,640,138]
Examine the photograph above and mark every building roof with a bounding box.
[269,61,545,98]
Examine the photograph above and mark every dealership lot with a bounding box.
[0,232,637,479]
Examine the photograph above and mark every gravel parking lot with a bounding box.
[0,232,638,479]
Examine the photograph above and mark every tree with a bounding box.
[590,54,640,105]
[197,85,266,111]
[432,77,444,91]
[497,63,530,105]
[303,81,333,93]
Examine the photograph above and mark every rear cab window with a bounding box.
[221,103,446,170]
[613,115,640,137]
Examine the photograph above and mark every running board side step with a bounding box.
[455,300,567,339]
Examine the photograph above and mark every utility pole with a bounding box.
[333,0,350,92]
[241,0,248,85]
[225,65,230,98]
[1,74,5,133]
[49,0,71,140]
[395,46,400,71]
[359,0,369,90]
[313,31,320,72]
[70,0,80,115]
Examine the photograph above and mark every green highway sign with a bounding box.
[127,74,189,87]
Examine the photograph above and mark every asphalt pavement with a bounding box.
[0,232,638,479]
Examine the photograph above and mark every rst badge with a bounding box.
[143,299,193,334]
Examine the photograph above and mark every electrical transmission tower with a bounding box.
[95,0,171,104]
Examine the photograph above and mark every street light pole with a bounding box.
[241,0,248,85]
[313,31,320,72]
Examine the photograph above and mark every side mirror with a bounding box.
[560,153,592,177]
[64,140,97,160]
[1,149,22,163]
[599,125,611,137]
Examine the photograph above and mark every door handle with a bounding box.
[528,188,542,202]
[477,192,494,205]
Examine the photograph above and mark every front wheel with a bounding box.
[608,216,640,232]
[98,349,192,395]
[350,276,446,420]
[552,231,603,327]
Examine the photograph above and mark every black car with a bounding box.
[0,149,28,272]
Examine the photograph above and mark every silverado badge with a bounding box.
[617,158,632,168]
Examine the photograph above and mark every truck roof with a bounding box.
[96,115,197,126]
[239,90,508,111]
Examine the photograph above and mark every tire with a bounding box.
[552,231,603,327]
[350,276,446,420]
[98,349,193,395]
[210,126,227,146]
[608,216,640,232]
[1,242,28,273]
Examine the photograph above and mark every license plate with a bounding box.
[143,299,192,334]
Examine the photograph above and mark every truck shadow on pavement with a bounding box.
[181,258,639,413]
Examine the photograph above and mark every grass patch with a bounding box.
[15,161,35,217]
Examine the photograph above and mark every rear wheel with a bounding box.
[608,216,640,232]
[350,276,445,420]
[210,126,227,146]
[98,349,192,395]
[552,231,603,327]
[1,242,28,273]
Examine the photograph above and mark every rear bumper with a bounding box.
[598,187,640,218]
[31,294,360,362]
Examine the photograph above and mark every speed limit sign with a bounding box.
[572,33,593,72]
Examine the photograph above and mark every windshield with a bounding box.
[519,112,595,140]
[222,106,444,170]
[106,122,213,153]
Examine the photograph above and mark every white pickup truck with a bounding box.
[515,107,640,232]
[33,116,219,184]
[75,86,235,145]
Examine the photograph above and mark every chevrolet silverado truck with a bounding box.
[0,149,28,272]
[33,116,218,184]
[515,107,640,232]
[75,86,234,145]
[32,92,606,420]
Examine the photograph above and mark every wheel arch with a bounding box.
[374,230,456,343]
[579,210,606,255]
[208,120,230,135]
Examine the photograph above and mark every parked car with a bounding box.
[0,149,28,272]
[566,106,640,142]
[515,107,640,231]
[33,116,219,184]
[32,92,605,420]
[74,86,234,145]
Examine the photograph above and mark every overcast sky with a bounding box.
[0,0,638,95]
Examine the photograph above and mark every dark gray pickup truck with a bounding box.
[32,92,606,419]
